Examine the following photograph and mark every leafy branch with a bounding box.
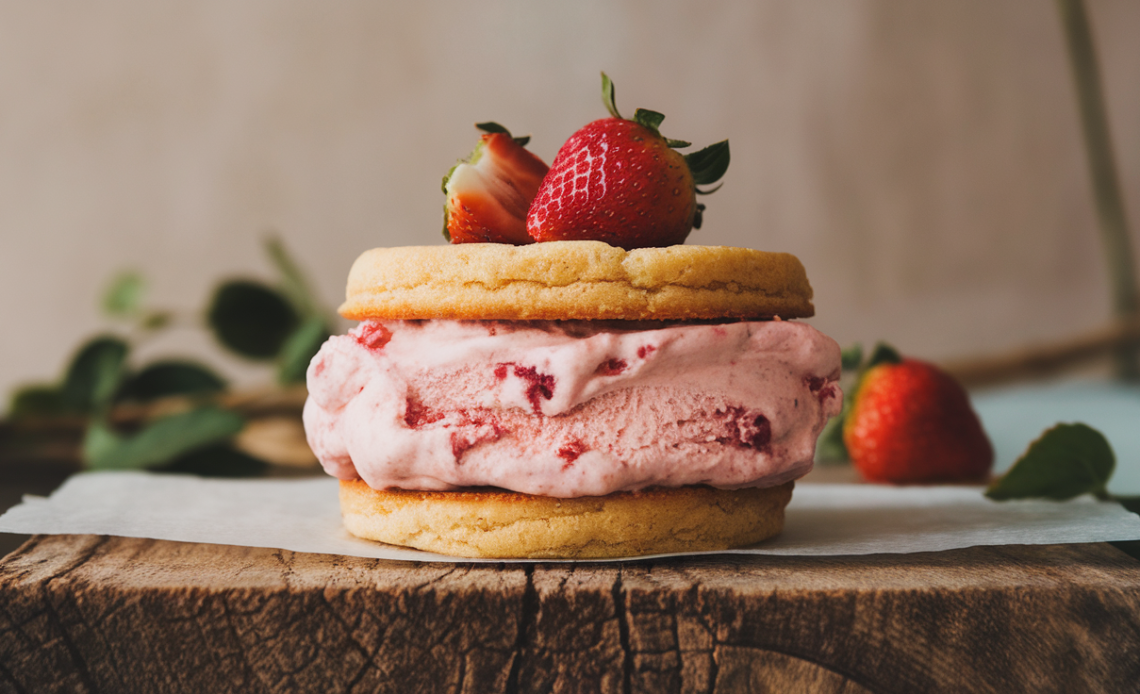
[5,236,333,475]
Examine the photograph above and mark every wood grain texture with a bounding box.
[2,535,1140,693]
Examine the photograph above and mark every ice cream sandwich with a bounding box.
[304,241,842,558]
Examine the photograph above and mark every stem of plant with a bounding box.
[1056,0,1140,381]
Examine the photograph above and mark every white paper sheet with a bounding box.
[3,471,1140,563]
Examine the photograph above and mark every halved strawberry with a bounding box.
[442,123,549,244]
[526,73,729,249]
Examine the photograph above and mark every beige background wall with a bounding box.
[2,1,1139,397]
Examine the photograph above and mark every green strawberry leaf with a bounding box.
[865,342,902,369]
[117,361,226,401]
[601,72,622,119]
[665,138,692,149]
[61,336,130,412]
[985,423,1114,501]
[684,140,731,186]
[102,271,145,318]
[277,316,330,385]
[207,280,299,360]
[841,344,864,371]
[475,121,509,134]
[83,406,245,471]
[815,415,848,463]
[633,108,665,136]
[475,121,530,147]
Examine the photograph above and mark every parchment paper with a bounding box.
[3,471,1140,563]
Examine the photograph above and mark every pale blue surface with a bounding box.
[973,382,1140,495]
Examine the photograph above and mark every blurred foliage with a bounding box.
[5,236,333,475]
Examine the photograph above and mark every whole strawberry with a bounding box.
[843,349,993,483]
[527,73,729,250]
[442,123,549,244]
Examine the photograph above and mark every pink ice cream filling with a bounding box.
[304,319,843,498]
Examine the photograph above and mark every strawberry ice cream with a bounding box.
[304,319,842,498]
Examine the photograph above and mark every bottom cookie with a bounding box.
[339,479,794,559]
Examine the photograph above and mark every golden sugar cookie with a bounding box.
[339,241,814,321]
[339,479,794,559]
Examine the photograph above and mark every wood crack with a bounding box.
[38,535,111,693]
[613,567,632,694]
[504,564,536,694]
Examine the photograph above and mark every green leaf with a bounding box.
[665,138,692,148]
[60,336,130,412]
[865,342,902,369]
[601,72,622,119]
[985,423,1115,501]
[840,344,864,371]
[815,415,848,463]
[207,280,299,360]
[633,108,665,135]
[161,444,268,477]
[814,342,868,464]
[264,236,319,318]
[684,140,731,186]
[8,385,67,419]
[83,406,245,471]
[474,121,531,147]
[277,317,330,385]
[102,271,145,318]
[117,361,226,401]
[475,121,509,134]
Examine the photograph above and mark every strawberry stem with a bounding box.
[601,72,622,119]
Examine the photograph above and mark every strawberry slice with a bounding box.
[527,73,730,249]
[442,123,549,244]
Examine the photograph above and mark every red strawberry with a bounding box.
[843,353,993,483]
[527,73,729,250]
[442,122,549,244]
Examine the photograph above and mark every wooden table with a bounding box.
[3,532,1140,694]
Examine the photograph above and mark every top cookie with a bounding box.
[339,241,814,321]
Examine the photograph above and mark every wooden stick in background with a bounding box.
[944,315,1140,389]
